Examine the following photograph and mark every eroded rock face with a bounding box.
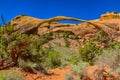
[100,12,120,21]
[86,65,120,80]
[10,15,96,35]
[10,13,120,42]
[10,15,43,29]
[10,15,43,34]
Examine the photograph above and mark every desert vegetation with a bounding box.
[0,14,120,80]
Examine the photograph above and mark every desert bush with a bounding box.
[44,49,61,68]
[0,35,9,59]
[39,32,53,44]
[92,30,109,42]
[64,60,89,80]
[53,46,79,66]
[96,47,120,69]
[115,67,120,74]
[0,71,25,80]
[0,22,14,34]
[64,38,70,47]
[108,41,120,48]
[18,58,41,73]
[0,32,43,70]
[70,60,89,75]
[64,74,74,80]
[18,40,62,69]
[79,40,102,65]
[94,47,120,79]
[0,31,62,71]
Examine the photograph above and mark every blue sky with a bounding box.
[0,0,120,24]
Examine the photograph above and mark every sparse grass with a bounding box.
[0,71,25,80]
[64,74,74,80]
[70,60,89,75]
[95,47,120,77]
[53,46,79,66]
[64,60,89,80]
[96,47,120,69]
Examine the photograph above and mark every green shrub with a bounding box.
[0,35,9,58]
[53,46,79,66]
[70,60,89,75]
[45,50,61,68]
[0,32,45,70]
[79,40,102,65]
[0,22,14,34]
[108,41,120,48]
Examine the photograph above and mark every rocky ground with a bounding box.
[0,66,70,80]
[1,65,119,80]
